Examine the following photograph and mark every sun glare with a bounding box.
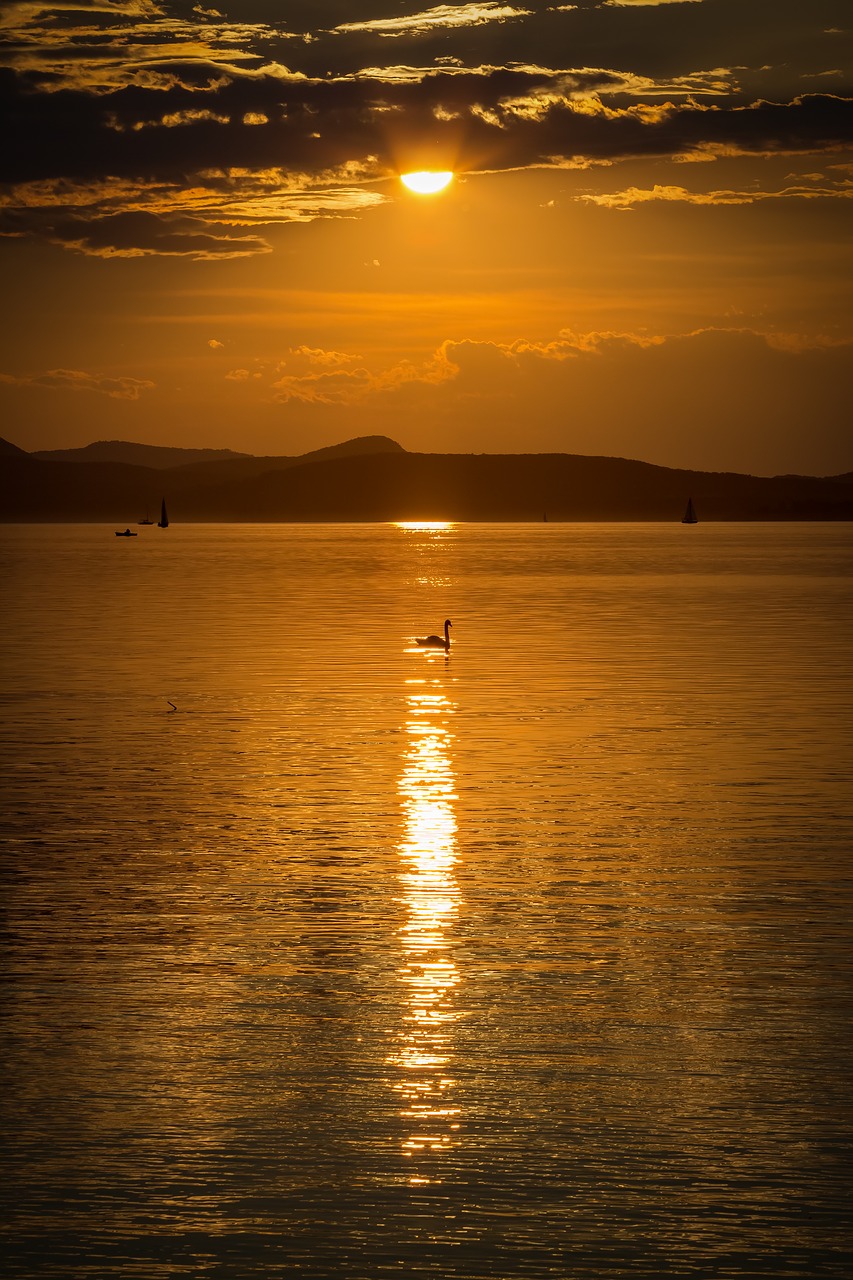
[394,521,454,531]
[400,171,454,195]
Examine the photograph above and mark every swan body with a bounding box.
[416,619,452,650]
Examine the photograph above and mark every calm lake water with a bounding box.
[2,522,852,1279]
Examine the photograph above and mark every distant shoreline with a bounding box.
[4,519,852,528]
[2,436,851,522]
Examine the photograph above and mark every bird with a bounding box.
[416,619,452,650]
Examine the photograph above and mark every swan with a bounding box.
[416,619,452,650]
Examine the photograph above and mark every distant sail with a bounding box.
[158,498,169,528]
[682,497,698,524]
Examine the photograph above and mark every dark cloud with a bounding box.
[1,1,851,254]
[289,0,853,90]
[0,366,155,398]
[3,63,851,180]
[4,2,851,89]
[44,210,273,258]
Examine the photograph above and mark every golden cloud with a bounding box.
[580,179,853,208]
[331,4,532,38]
[271,348,457,404]
[604,0,703,6]
[287,346,360,367]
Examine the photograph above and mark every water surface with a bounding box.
[2,522,851,1277]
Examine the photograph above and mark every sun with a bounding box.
[400,171,454,195]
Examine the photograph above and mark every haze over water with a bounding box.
[2,522,851,1279]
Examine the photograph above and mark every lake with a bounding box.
[2,522,851,1278]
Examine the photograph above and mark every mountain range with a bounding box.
[1,435,851,521]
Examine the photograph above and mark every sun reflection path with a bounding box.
[391,682,461,1180]
[393,521,454,533]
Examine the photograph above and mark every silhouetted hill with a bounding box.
[166,435,406,489]
[1,456,167,520]
[190,452,853,522]
[301,435,405,463]
[31,440,250,468]
[29,433,403,471]
[0,436,29,457]
[2,441,851,521]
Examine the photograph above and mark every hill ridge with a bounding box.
[2,439,850,521]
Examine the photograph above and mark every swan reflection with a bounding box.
[391,683,461,1178]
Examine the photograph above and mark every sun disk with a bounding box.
[400,171,454,195]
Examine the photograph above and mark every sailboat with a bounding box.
[681,497,698,524]
[158,498,169,529]
[138,510,154,525]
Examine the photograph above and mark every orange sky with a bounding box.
[1,1,851,474]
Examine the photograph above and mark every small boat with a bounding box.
[115,528,137,537]
[138,512,154,525]
[681,497,698,524]
[157,498,169,529]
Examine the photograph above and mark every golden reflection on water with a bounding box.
[391,679,461,1181]
[393,521,455,532]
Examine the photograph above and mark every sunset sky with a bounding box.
[1,1,851,474]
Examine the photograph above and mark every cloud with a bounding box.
[604,0,703,7]
[0,7,292,94]
[330,5,532,38]
[0,177,384,258]
[0,2,163,24]
[342,61,737,97]
[354,329,851,471]
[287,346,360,367]
[580,178,853,208]
[4,56,850,188]
[0,367,155,398]
[1,2,851,257]
[445,328,852,471]
[210,326,849,472]
[272,348,457,404]
[38,214,274,260]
